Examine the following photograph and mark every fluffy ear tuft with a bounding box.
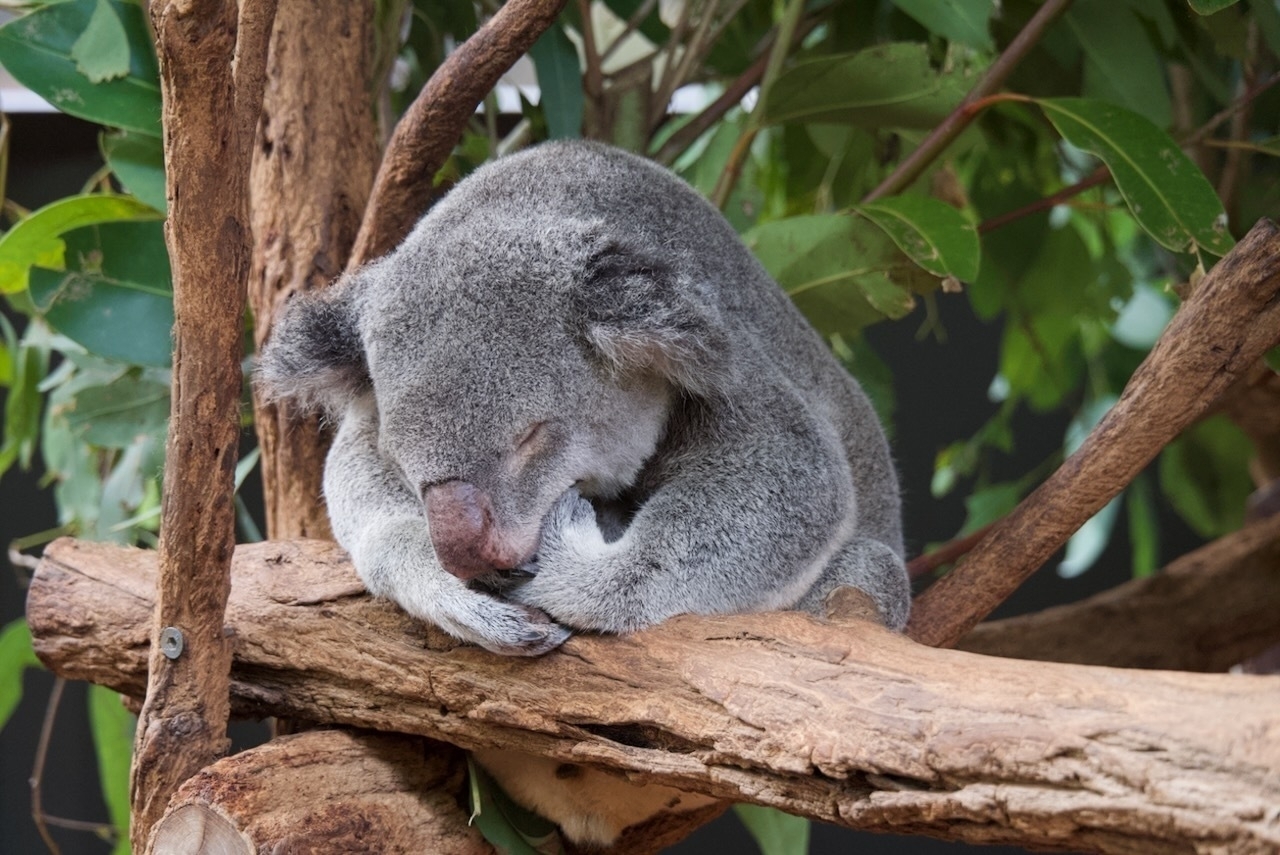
[570,243,733,396]
[256,282,368,416]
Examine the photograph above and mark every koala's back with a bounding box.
[415,141,902,556]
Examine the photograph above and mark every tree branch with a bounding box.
[908,218,1280,648]
[861,0,1073,203]
[349,0,568,266]
[29,538,1280,854]
[134,1,277,847]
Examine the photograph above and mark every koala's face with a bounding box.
[360,240,673,580]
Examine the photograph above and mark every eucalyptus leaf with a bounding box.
[1065,0,1171,128]
[745,214,917,335]
[0,0,161,135]
[735,804,810,855]
[1158,415,1252,538]
[528,24,583,140]
[88,684,134,855]
[70,0,131,83]
[890,0,994,50]
[761,43,972,129]
[0,330,48,478]
[1188,0,1240,13]
[0,194,161,294]
[66,375,169,449]
[1037,98,1234,256]
[0,618,41,733]
[101,131,166,211]
[1126,474,1159,578]
[467,757,565,855]
[856,195,980,281]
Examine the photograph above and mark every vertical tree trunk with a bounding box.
[248,1,380,540]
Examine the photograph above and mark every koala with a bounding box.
[259,140,908,652]
[257,140,909,842]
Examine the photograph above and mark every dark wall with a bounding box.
[1,111,1176,854]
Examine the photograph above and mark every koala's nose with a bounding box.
[424,480,524,579]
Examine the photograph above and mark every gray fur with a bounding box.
[258,140,909,656]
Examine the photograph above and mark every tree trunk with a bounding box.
[30,538,1280,854]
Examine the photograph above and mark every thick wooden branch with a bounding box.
[910,218,1280,648]
[958,513,1280,670]
[137,0,277,846]
[149,730,494,854]
[349,0,568,265]
[248,1,379,539]
[30,538,1280,853]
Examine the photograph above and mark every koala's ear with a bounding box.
[256,281,368,415]
[570,243,732,396]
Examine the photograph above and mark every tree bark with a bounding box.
[909,218,1280,648]
[248,1,380,540]
[957,512,1280,670]
[30,538,1280,854]
[147,729,494,854]
[132,1,276,848]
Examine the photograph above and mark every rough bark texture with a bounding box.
[909,218,1280,648]
[349,0,568,265]
[958,512,1280,670]
[248,1,379,540]
[132,1,276,848]
[148,729,494,854]
[30,538,1280,854]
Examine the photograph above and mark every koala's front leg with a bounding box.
[326,402,571,656]
[510,418,900,632]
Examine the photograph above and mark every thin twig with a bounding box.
[577,0,604,101]
[598,0,658,66]
[31,677,66,855]
[978,165,1109,234]
[862,0,1074,203]
[1181,70,1280,149]
[907,522,996,580]
[653,45,771,164]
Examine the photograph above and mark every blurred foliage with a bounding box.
[2,0,1278,852]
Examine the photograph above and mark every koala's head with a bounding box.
[258,213,731,580]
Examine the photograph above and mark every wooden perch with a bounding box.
[148,730,494,854]
[958,512,1280,670]
[350,0,569,265]
[909,218,1280,648]
[29,538,1280,853]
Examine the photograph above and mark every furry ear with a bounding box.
[256,281,368,416]
[570,241,733,396]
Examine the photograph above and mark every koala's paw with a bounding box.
[435,592,573,656]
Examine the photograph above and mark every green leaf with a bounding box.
[1126,474,1159,578]
[28,219,173,367]
[101,131,166,211]
[761,43,972,129]
[1159,415,1253,538]
[1037,98,1234,256]
[0,619,41,733]
[88,684,134,855]
[0,324,48,478]
[66,374,169,448]
[735,804,810,855]
[1188,0,1240,13]
[1064,0,1171,129]
[961,480,1022,534]
[70,0,131,83]
[528,24,583,140]
[0,194,162,294]
[856,195,980,281]
[890,0,994,50]
[467,757,565,855]
[745,214,920,335]
[0,0,161,134]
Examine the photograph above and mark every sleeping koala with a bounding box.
[258,140,908,656]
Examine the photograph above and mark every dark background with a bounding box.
[1,111,1197,854]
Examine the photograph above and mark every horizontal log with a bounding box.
[958,513,1280,670]
[28,537,1280,853]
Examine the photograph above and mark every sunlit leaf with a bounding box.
[745,214,920,334]
[890,0,994,50]
[528,24,583,140]
[0,0,161,135]
[70,0,131,83]
[0,194,161,294]
[762,43,974,129]
[1037,98,1234,256]
[0,619,41,733]
[856,195,980,281]
[88,684,134,855]
[735,804,810,855]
